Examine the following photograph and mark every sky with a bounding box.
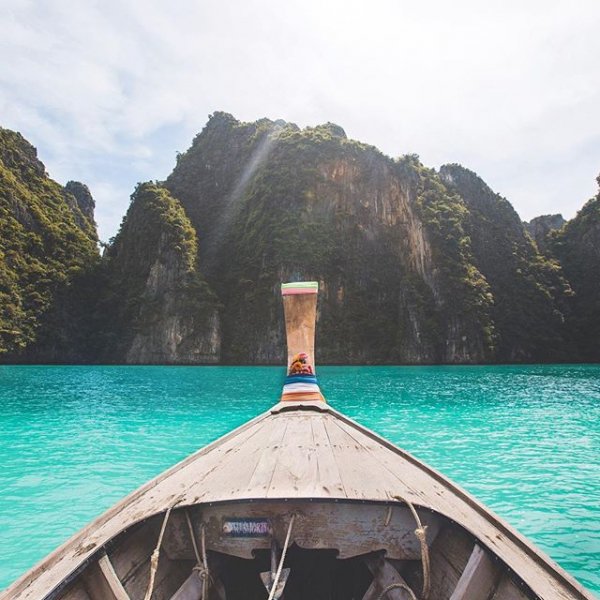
[1,0,599,241]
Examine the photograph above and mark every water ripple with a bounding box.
[0,364,598,595]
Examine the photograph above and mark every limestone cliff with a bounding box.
[64,180,97,237]
[2,118,594,364]
[550,177,600,360]
[97,183,220,364]
[0,127,99,359]
[525,214,566,254]
[166,115,499,363]
[439,165,572,361]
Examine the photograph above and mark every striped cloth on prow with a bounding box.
[281,282,324,402]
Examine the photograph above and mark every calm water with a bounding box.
[0,365,598,595]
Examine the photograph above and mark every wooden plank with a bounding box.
[244,416,290,494]
[309,416,346,497]
[362,554,416,600]
[327,417,433,504]
[58,583,92,600]
[433,525,476,576]
[169,572,203,600]
[97,555,130,600]
[450,544,501,600]
[426,524,475,600]
[161,510,195,561]
[176,501,437,561]
[183,420,277,503]
[120,553,151,600]
[323,418,392,499]
[82,554,129,600]
[151,559,196,600]
[265,414,320,497]
[118,554,191,600]
[332,418,428,504]
[491,575,531,600]
[291,503,438,561]
[108,518,161,584]
[162,420,271,503]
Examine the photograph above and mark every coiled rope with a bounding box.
[392,495,431,600]
[143,505,174,600]
[377,582,418,600]
[267,514,296,600]
[185,511,210,599]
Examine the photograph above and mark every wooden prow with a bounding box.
[281,282,325,402]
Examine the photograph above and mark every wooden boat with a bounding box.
[2,282,594,600]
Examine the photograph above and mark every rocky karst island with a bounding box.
[1,113,599,365]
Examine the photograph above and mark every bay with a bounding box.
[0,364,598,595]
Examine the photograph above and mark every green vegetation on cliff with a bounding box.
[168,114,417,362]
[0,128,98,358]
[1,116,595,364]
[168,113,558,363]
[400,156,495,359]
[524,214,566,254]
[93,182,220,363]
[551,177,600,360]
[439,164,572,361]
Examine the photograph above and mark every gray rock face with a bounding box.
[166,115,568,364]
[64,180,96,226]
[550,179,600,361]
[125,232,221,364]
[100,183,221,364]
[525,214,566,253]
[4,118,594,364]
[0,129,45,178]
[439,164,571,361]
[0,127,100,360]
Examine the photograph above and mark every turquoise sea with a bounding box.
[0,364,598,596]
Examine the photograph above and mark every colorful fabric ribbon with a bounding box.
[281,352,323,401]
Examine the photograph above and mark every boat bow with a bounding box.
[2,281,594,600]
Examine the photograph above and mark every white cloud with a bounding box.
[1,0,599,238]
[88,180,129,242]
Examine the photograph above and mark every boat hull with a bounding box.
[1,402,594,600]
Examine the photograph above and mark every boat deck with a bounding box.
[3,401,591,600]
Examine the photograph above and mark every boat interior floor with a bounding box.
[56,500,535,600]
[215,548,373,600]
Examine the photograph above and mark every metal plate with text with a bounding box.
[222,518,272,538]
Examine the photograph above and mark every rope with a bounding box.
[377,582,418,600]
[393,495,431,600]
[185,511,210,599]
[185,511,202,565]
[143,506,174,600]
[414,526,430,600]
[200,522,208,599]
[267,514,296,600]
